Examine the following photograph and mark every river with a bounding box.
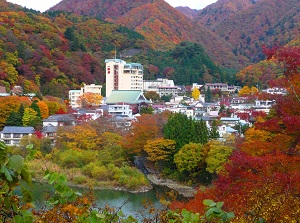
[32,182,163,221]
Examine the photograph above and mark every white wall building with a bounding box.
[143,78,181,97]
[108,104,133,116]
[105,59,143,97]
[69,84,102,108]
[0,126,35,146]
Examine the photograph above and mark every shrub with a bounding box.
[57,149,98,168]
[73,175,88,184]
[91,165,111,181]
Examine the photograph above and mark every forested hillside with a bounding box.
[0,1,144,98]
[49,0,240,69]
[133,42,234,85]
[1,0,233,99]
[195,0,256,29]
[195,0,300,63]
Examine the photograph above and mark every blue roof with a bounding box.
[43,114,75,122]
[1,126,35,134]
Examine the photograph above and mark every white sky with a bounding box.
[7,0,218,12]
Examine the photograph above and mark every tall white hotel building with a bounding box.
[105,59,144,97]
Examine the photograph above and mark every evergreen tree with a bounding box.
[205,87,212,102]
[163,113,209,149]
[5,111,22,126]
[64,27,75,41]
[210,120,220,139]
[19,104,25,117]
[195,119,209,144]
[161,95,172,102]
[29,101,42,127]
[30,101,41,118]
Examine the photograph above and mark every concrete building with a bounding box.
[143,78,181,97]
[0,126,35,146]
[69,84,102,108]
[105,59,143,97]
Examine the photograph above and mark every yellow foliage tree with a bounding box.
[238,86,259,96]
[77,93,103,108]
[57,124,98,150]
[144,138,176,163]
[192,87,200,100]
[22,107,38,126]
[204,140,234,174]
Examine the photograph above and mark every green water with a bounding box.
[32,182,163,220]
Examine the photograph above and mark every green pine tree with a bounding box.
[6,111,23,126]
[210,120,220,139]
[205,87,212,102]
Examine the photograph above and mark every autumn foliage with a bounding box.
[171,46,300,222]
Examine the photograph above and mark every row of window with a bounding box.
[2,133,29,138]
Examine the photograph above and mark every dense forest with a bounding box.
[0,0,236,99]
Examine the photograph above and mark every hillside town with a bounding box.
[1,0,300,222]
[0,57,287,146]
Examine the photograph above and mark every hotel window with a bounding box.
[4,133,10,138]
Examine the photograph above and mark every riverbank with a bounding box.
[147,174,196,198]
[135,156,196,198]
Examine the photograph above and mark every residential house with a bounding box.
[42,124,57,143]
[220,117,240,127]
[0,86,9,97]
[0,126,35,146]
[218,125,238,137]
[110,115,136,130]
[43,114,76,127]
[262,87,287,95]
[11,86,23,95]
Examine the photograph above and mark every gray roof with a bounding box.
[220,117,240,121]
[194,116,216,121]
[1,126,35,134]
[105,90,149,104]
[43,114,75,122]
[42,124,57,133]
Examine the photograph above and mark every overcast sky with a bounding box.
[7,0,218,12]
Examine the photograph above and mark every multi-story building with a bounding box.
[0,126,35,146]
[69,84,102,108]
[205,83,240,94]
[108,104,133,116]
[143,78,181,97]
[105,59,143,97]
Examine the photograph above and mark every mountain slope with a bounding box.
[195,0,257,29]
[49,0,241,69]
[0,4,147,97]
[213,0,300,62]
[175,6,198,20]
[194,0,300,63]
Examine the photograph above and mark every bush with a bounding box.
[91,165,111,181]
[57,149,98,168]
[73,175,88,184]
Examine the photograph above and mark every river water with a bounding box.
[32,182,163,221]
